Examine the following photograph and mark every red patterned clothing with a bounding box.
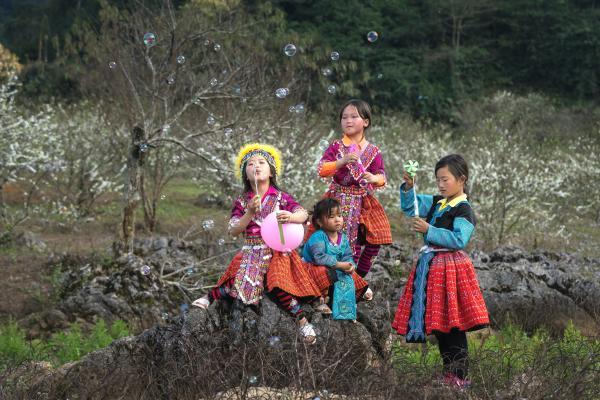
[392,184,488,339]
[392,250,489,335]
[216,186,319,305]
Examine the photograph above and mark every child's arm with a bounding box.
[277,193,308,224]
[399,171,433,217]
[424,204,475,250]
[305,240,338,268]
[229,196,260,237]
[339,235,357,273]
[364,152,386,187]
[318,142,359,177]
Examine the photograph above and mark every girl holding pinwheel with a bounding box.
[392,154,489,389]
[192,143,321,344]
[316,99,392,278]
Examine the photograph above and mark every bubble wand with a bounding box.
[253,165,262,214]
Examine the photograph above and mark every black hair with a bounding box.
[311,198,341,229]
[339,99,372,134]
[241,163,281,194]
[434,154,470,195]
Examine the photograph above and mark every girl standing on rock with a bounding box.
[392,154,489,389]
[192,143,321,344]
[316,99,392,278]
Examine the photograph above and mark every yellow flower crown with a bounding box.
[235,143,282,178]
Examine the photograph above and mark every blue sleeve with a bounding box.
[303,231,337,267]
[340,235,356,266]
[425,204,475,249]
[399,183,433,217]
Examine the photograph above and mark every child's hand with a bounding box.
[340,153,359,166]
[403,171,414,189]
[276,210,292,223]
[362,172,378,184]
[247,195,261,215]
[337,262,355,274]
[412,217,429,234]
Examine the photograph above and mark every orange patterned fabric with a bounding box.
[216,251,321,299]
[320,191,392,245]
[318,161,338,177]
[306,263,368,297]
[266,251,321,298]
[359,194,392,245]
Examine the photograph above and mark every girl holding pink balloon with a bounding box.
[192,143,321,344]
[317,99,392,278]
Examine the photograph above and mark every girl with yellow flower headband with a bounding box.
[192,143,321,344]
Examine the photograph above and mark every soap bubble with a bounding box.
[321,67,333,77]
[139,143,149,153]
[209,78,218,87]
[140,265,151,275]
[377,73,383,79]
[213,43,221,51]
[202,219,215,230]
[294,103,305,113]
[268,336,281,346]
[248,375,258,385]
[207,115,216,126]
[203,39,210,46]
[330,51,340,61]
[367,31,379,42]
[327,84,337,94]
[289,105,296,113]
[176,55,186,64]
[275,87,289,98]
[283,43,297,56]
[218,238,226,246]
[232,85,241,95]
[224,127,233,137]
[108,61,117,69]
[143,32,157,47]
[318,139,330,151]
[161,312,169,320]
[166,76,175,85]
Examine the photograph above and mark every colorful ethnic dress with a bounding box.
[214,186,320,306]
[302,230,369,319]
[392,184,489,342]
[317,136,392,275]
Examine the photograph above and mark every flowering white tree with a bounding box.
[78,0,318,252]
[0,75,58,242]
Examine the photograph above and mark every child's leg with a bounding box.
[435,330,469,379]
[356,244,381,277]
[207,278,235,302]
[268,287,305,320]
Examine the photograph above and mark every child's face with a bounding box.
[318,207,343,233]
[245,155,272,183]
[340,105,369,137]
[436,166,465,199]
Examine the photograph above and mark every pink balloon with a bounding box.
[260,212,304,252]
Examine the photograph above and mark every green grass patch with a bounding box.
[0,319,130,371]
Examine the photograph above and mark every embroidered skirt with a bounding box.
[216,239,320,302]
[392,250,489,335]
[324,184,392,247]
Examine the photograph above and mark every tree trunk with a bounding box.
[120,126,146,254]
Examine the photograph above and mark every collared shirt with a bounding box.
[437,194,468,211]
